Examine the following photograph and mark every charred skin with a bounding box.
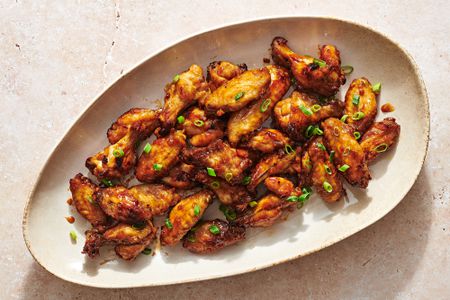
[344,78,378,133]
[160,190,214,246]
[195,170,251,212]
[322,118,371,188]
[360,117,401,162]
[69,173,108,226]
[264,177,296,198]
[85,131,138,180]
[305,137,345,202]
[207,61,248,91]
[273,91,344,141]
[227,65,290,145]
[182,219,246,254]
[235,193,296,228]
[97,184,180,223]
[245,128,291,153]
[160,64,209,130]
[271,37,346,97]
[161,163,196,189]
[135,130,186,182]
[182,139,253,184]
[200,68,271,115]
[107,108,161,144]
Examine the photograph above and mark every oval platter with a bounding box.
[22,17,429,288]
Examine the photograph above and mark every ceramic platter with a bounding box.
[22,17,429,288]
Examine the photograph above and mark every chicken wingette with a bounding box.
[245,128,291,153]
[207,61,247,91]
[360,117,401,162]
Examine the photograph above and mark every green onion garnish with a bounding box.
[87,195,95,205]
[70,230,77,241]
[187,235,196,243]
[285,144,295,155]
[112,148,124,158]
[373,143,388,153]
[324,165,332,175]
[352,94,360,105]
[143,143,152,154]
[235,91,245,101]
[340,114,349,123]
[101,179,113,187]
[142,248,152,255]
[219,204,237,221]
[165,218,173,229]
[193,204,201,216]
[313,58,326,67]
[312,127,323,136]
[352,112,365,120]
[372,82,381,94]
[173,74,180,83]
[311,104,321,112]
[343,147,351,156]
[225,172,233,182]
[323,181,333,193]
[333,126,340,136]
[305,125,315,138]
[177,115,185,124]
[303,186,313,194]
[249,201,258,208]
[242,176,251,185]
[354,131,361,140]
[206,167,216,177]
[338,164,350,172]
[341,65,354,75]
[194,120,204,127]
[209,225,220,235]
[286,195,299,202]
[317,143,326,151]
[260,99,271,112]
[153,163,163,171]
[329,151,335,162]
[299,105,313,116]
[211,181,220,189]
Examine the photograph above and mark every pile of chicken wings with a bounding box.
[69,36,400,261]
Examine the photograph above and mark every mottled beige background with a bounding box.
[1,0,449,299]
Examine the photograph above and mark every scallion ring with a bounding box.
[284,144,295,155]
[286,195,299,202]
[338,164,350,172]
[206,167,216,177]
[235,91,245,101]
[352,94,360,105]
[341,65,354,75]
[112,148,124,158]
[313,58,327,67]
[260,99,271,112]
[143,143,152,154]
[225,172,233,182]
[312,127,323,136]
[333,126,340,136]
[177,115,185,124]
[211,181,220,189]
[165,218,173,229]
[194,119,205,127]
[209,225,220,235]
[323,181,333,193]
[193,204,201,216]
[299,105,313,116]
[352,112,365,120]
[317,143,326,151]
[153,163,163,171]
[173,74,180,83]
[305,125,315,138]
[248,201,258,208]
[372,82,382,94]
[373,143,389,153]
[311,104,321,112]
[324,165,332,175]
[354,131,361,140]
[340,114,349,123]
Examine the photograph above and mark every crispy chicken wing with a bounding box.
[160,64,209,129]
[227,65,290,145]
[264,177,297,198]
[344,78,377,133]
[207,61,247,91]
[69,173,108,226]
[86,131,138,180]
[160,190,213,246]
[82,228,106,258]
[360,117,401,162]
[103,221,157,245]
[200,68,271,115]
[107,108,160,144]
[182,140,252,184]
[182,219,246,254]
[115,234,154,260]
[161,162,196,189]
[97,184,180,223]
[135,130,186,182]
[322,118,371,188]
[245,128,291,153]
[303,137,345,202]
[271,37,346,96]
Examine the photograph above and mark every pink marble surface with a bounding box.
[1,1,449,299]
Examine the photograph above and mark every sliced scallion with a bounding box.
[248,201,258,208]
[340,114,349,123]
[352,112,365,120]
[373,143,388,153]
[284,144,295,155]
[206,167,216,177]
[209,225,220,235]
[194,119,205,127]
[323,181,333,193]
[286,195,299,202]
[341,65,354,75]
[112,148,124,158]
[352,94,360,105]
[338,164,350,172]
[260,99,271,112]
[177,115,185,124]
[193,204,201,216]
[173,74,180,83]
[235,91,245,101]
[324,165,332,175]
[299,105,313,116]
[311,104,321,112]
[165,218,173,229]
[354,131,361,140]
[313,58,326,67]
[143,143,152,154]
[141,248,152,255]
[317,143,326,151]
[70,230,77,241]
[372,82,382,94]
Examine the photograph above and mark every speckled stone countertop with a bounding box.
[1,1,449,299]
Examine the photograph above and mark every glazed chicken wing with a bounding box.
[274,91,344,141]
[135,130,186,182]
[161,162,196,189]
[86,131,138,180]
[245,128,291,153]
[200,68,271,116]
[160,64,209,129]
[115,234,154,260]
[83,228,106,258]
[182,139,252,184]
[360,117,401,162]
[303,137,345,202]
[264,177,297,198]
[107,108,161,144]
[207,61,247,91]
[182,219,246,254]
[160,190,213,246]
[97,184,180,223]
[344,78,378,133]
[227,65,290,145]
[271,37,346,97]
[322,118,371,188]
[103,221,157,245]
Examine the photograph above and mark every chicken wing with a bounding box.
[227,65,290,145]
[360,117,401,162]
[82,228,106,258]
[200,68,271,116]
[182,139,252,184]
[322,118,371,188]
[271,37,346,97]
[303,137,345,202]
[160,64,209,129]
[161,162,196,189]
[135,130,186,182]
[264,177,297,198]
[182,219,246,254]
[115,234,154,260]
[103,220,157,245]
[273,91,344,141]
[97,184,180,223]
[245,128,291,153]
[207,61,247,91]
[85,131,138,180]
[107,108,160,144]
[160,190,213,246]
[344,78,377,133]
[69,173,108,226]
